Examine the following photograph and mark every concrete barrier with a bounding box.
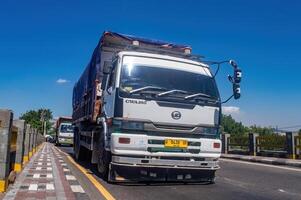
[12,120,25,172]
[23,124,31,164]
[0,109,13,192]
[28,127,34,159]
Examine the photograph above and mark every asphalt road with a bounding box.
[58,145,301,200]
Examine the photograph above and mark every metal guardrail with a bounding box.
[256,135,287,152]
[227,135,249,153]
[222,132,299,159]
[295,135,301,159]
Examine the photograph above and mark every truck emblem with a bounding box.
[171,111,181,120]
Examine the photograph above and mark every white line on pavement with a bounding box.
[66,175,76,180]
[33,174,40,178]
[46,183,55,190]
[70,185,85,193]
[28,184,38,191]
[220,158,301,172]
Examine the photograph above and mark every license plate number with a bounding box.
[164,139,188,148]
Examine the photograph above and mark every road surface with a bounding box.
[58,145,301,200]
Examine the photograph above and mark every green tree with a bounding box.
[299,129,301,135]
[20,109,53,133]
[221,114,247,135]
[249,125,273,135]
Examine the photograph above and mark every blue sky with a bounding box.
[0,0,300,129]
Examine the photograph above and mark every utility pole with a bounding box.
[40,110,46,136]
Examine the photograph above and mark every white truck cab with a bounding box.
[102,51,222,182]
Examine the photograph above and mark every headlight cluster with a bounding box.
[113,119,144,131]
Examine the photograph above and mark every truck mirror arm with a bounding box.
[205,59,242,103]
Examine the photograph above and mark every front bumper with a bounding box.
[58,137,73,145]
[112,155,219,170]
[109,162,217,182]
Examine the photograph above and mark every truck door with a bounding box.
[103,60,118,118]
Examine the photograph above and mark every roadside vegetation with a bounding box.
[221,114,274,135]
[20,108,53,134]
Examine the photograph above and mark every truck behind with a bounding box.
[56,117,74,146]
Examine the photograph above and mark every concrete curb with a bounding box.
[221,154,301,168]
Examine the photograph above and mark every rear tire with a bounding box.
[74,129,85,161]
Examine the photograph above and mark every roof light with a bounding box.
[132,40,139,46]
[184,48,191,55]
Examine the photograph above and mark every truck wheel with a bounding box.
[74,130,85,161]
[97,133,111,180]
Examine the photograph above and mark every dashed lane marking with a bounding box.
[66,175,76,180]
[70,185,85,193]
[46,183,55,190]
[28,184,38,191]
[33,174,40,178]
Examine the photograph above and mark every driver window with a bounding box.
[107,60,117,89]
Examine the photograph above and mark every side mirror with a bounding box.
[103,61,112,75]
[234,68,242,83]
[233,83,241,99]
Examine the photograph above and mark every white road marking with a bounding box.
[36,167,42,170]
[278,189,285,193]
[47,167,52,171]
[65,175,76,180]
[70,185,85,193]
[220,158,301,172]
[46,174,53,178]
[63,168,70,172]
[28,184,38,191]
[47,163,51,166]
[59,160,64,163]
[38,162,42,165]
[46,183,55,190]
[61,163,67,166]
[33,174,40,178]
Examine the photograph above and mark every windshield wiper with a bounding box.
[157,89,189,97]
[184,92,214,100]
[129,86,167,94]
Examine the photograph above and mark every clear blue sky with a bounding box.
[0,0,300,129]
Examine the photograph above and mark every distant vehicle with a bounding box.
[45,135,55,143]
[72,31,242,183]
[55,117,74,146]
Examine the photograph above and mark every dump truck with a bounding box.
[55,117,74,146]
[72,31,242,182]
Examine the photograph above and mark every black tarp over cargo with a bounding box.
[72,31,191,123]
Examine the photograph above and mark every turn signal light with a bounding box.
[213,142,220,149]
[119,137,131,144]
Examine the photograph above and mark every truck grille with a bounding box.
[147,147,200,154]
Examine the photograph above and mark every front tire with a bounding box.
[97,131,111,181]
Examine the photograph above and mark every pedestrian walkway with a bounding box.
[222,153,301,168]
[3,143,90,200]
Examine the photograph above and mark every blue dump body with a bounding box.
[72,31,192,123]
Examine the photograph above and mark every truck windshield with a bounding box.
[60,124,74,133]
[119,64,219,100]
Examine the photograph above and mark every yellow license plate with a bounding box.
[164,139,188,148]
